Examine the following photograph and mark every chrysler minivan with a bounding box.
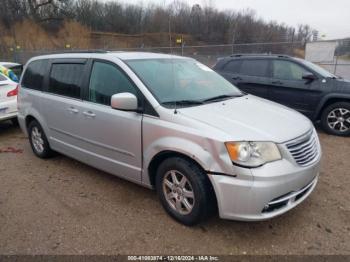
[18,52,322,225]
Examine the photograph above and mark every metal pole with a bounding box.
[334,55,339,75]
[181,35,184,56]
[168,18,172,54]
[231,23,237,55]
[231,31,235,54]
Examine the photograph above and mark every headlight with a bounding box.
[225,141,281,167]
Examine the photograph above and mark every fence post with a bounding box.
[13,50,17,63]
[334,55,339,75]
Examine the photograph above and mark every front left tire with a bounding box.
[155,157,215,226]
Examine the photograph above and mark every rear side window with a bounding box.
[22,60,48,90]
[240,60,269,77]
[48,63,85,99]
[223,60,241,73]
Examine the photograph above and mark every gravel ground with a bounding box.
[0,121,349,255]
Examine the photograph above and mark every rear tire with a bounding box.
[28,120,54,158]
[155,157,215,226]
[321,102,350,136]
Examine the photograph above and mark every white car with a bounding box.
[0,71,18,124]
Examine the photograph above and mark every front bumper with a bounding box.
[209,135,321,221]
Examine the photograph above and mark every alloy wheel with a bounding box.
[327,108,350,132]
[31,126,45,153]
[162,170,195,215]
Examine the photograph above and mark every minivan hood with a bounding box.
[179,95,312,143]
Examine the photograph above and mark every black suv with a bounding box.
[214,54,350,136]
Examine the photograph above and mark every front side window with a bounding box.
[48,63,84,99]
[273,60,311,81]
[89,61,137,106]
[126,58,243,105]
[22,60,48,90]
[240,60,269,77]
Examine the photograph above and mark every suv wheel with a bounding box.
[321,102,350,136]
[28,120,54,158]
[155,157,215,226]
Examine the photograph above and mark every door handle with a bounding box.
[272,81,283,85]
[83,111,96,118]
[67,107,79,114]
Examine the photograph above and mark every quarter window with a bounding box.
[48,63,84,99]
[273,60,311,80]
[240,60,269,77]
[89,61,137,106]
[22,60,48,91]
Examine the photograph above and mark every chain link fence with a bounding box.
[306,39,350,79]
[116,41,305,67]
[1,40,349,79]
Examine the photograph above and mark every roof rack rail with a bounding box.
[230,53,291,58]
[51,49,109,54]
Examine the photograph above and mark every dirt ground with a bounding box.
[0,121,349,255]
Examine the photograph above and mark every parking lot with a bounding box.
[0,121,349,255]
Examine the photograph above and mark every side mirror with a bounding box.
[111,92,138,111]
[302,73,317,81]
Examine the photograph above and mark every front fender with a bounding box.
[142,136,235,186]
[314,93,350,120]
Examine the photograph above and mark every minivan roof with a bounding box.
[28,51,186,62]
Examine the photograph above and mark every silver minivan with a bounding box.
[18,52,322,225]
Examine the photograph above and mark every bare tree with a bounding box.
[0,0,313,46]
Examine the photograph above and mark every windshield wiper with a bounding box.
[161,100,204,106]
[202,94,244,103]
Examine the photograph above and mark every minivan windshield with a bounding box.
[296,58,336,78]
[126,58,243,106]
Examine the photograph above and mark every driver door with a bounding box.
[79,60,143,183]
[269,59,322,118]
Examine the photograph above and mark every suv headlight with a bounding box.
[225,142,281,168]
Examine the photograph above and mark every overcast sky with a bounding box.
[117,0,350,40]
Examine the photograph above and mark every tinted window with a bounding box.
[0,73,7,81]
[240,60,269,77]
[223,60,241,73]
[273,60,311,80]
[89,61,137,106]
[22,60,48,90]
[49,63,84,99]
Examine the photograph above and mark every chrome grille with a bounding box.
[286,130,319,167]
